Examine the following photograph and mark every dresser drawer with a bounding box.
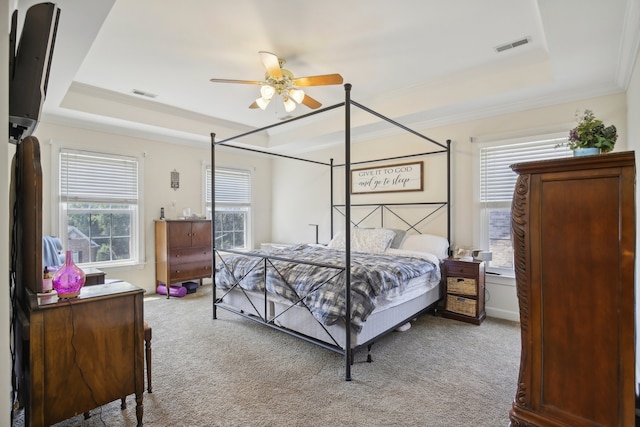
[170,262,212,282]
[446,277,477,296]
[445,261,478,277]
[168,247,212,267]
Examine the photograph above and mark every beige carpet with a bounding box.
[14,284,521,427]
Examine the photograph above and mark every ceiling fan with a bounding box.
[209,51,343,112]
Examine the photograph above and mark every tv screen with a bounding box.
[9,2,60,144]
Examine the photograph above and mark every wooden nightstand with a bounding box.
[442,257,485,324]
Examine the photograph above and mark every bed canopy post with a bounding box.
[344,83,352,381]
[211,132,218,319]
[446,139,451,254]
[330,158,334,240]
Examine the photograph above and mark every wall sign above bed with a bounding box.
[351,161,423,194]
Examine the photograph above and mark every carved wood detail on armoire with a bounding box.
[509,151,636,427]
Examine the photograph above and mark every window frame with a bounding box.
[52,143,145,268]
[473,132,572,277]
[203,164,253,250]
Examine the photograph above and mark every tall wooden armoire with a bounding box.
[509,151,636,426]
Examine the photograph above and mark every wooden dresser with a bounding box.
[16,282,145,426]
[154,219,212,296]
[509,151,635,427]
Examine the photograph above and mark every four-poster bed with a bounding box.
[211,84,451,380]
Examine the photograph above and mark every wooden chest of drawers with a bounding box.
[509,151,635,426]
[154,220,212,296]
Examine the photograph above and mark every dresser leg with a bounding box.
[136,392,143,426]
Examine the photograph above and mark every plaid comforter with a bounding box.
[215,244,440,333]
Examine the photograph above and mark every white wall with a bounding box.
[30,121,273,294]
[271,92,628,322]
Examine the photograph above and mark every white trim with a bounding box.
[486,307,520,323]
[472,131,571,274]
[201,161,208,218]
[616,0,640,89]
[204,164,254,249]
[472,129,569,147]
[50,139,145,267]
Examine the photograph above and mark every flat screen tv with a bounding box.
[9,2,60,144]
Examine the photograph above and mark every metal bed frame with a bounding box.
[211,84,451,381]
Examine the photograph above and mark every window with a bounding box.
[205,166,252,250]
[59,149,140,266]
[477,135,571,275]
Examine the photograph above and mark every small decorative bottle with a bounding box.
[52,250,86,298]
[42,267,53,293]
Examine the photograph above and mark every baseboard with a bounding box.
[485,307,519,323]
[636,384,639,426]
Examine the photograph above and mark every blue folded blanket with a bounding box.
[42,236,63,268]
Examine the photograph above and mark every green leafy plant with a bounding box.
[564,109,617,153]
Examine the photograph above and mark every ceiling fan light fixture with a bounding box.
[256,96,271,110]
[210,51,342,112]
[289,88,305,104]
[283,97,296,112]
[260,84,276,100]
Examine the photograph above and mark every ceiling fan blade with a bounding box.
[293,74,343,87]
[301,94,322,109]
[249,101,259,109]
[258,51,283,80]
[209,78,263,85]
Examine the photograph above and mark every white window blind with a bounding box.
[206,167,251,204]
[60,150,138,203]
[480,137,571,203]
[477,135,572,273]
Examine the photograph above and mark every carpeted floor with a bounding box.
[14,283,521,427]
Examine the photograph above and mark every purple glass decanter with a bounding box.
[52,250,86,298]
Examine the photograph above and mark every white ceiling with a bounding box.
[15,0,640,151]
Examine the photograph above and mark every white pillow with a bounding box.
[399,234,450,259]
[352,228,396,253]
[327,231,346,249]
[386,228,407,249]
[327,229,396,253]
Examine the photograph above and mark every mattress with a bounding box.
[219,273,442,349]
[220,287,271,320]
[215,244,441,334]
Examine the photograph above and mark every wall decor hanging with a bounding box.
[171,169,179,190]
[351,161,423,194]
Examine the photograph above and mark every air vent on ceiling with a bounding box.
[132,89,158,98]
[495,37,531,53]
